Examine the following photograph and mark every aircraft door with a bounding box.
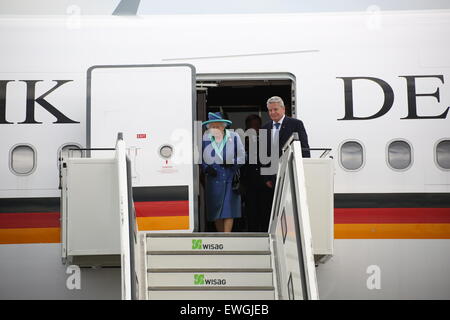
[87,64,197,232]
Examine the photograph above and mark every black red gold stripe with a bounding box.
[334,193,450,239]
[0,198,60,244]
[133,186,190,231]
[1,192,449,243]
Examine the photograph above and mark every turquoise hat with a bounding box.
[202,112,232,126]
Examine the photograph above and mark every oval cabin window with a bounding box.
[340,141,364,171]
[387,140,412,170]
[436,140,450,170]
[10,145,36,175]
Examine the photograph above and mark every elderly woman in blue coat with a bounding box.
[202,112,246,232]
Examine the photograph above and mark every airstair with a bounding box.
[130,133,321,300]
[60,133,332,300]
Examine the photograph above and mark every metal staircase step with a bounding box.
[147,254,272,269]
[147,250,271,255]
[148,268,273,273]
[147,232,268,238]
[147,236,269,252]
[149,286,274,291]
[147,271,273,287]
[147,289,275,300]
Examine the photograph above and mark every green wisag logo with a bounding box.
[193,274,226,286]
[194,274,205,285]
[192,239,202,250]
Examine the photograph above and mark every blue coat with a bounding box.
[201,130,246,221]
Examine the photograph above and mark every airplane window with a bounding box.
[340,141,364,171]
[10,145,36,175]
[436,140,450,170]
[387,140,412,170]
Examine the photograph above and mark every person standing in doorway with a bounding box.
[241,114,273,232]
[260,96,311,229]
[201,112,246,232]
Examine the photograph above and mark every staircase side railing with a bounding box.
[268,133,319,300]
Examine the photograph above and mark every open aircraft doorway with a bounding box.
[196,74,296,232]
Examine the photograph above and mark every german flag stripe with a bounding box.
[334,193,450,208]
[134,201,189,217]
[0,197,59,213]
[335,224,450,239]
[335,208,450,224]
[132,186,189,202]
[0,227,60,244]
[0,212,60,229]
[137,216,190,231]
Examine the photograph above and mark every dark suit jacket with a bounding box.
[262,116,310,183]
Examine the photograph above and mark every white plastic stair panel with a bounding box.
[147,289,275,300]
[147,270,273,287]
[147,235,270,252]
[147,253,272,269]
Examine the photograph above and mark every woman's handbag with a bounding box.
[231,135,245,194]
[232,169,245,194]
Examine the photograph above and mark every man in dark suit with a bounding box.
[262,96,310,187]
[259,96,311,230]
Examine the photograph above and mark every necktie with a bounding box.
[272,122,280,140]
[272,122,281,152]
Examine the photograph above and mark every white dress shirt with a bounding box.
[272,115,285,139]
